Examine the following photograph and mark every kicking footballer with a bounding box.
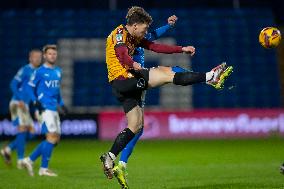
[113,13,190,188]
[100,6,233,186]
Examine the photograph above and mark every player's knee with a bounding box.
[137,124,143,131]
[18,126,28,132]
[46,133,60,144]
[149,67,174,87]
[158,66,172,73]
[141,125,144,132]
[129,126,140,134]
[128,121,143,134]
[134,126,143,134]
[54,136,61,144]
[47,138,60,144]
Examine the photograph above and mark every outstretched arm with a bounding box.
[146,15,178,41]
[146,25,171,41]
[140,39,195,56]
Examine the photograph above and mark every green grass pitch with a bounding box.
[1,138,284,189]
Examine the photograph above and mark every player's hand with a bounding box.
[168,15,178,26]
[18,101,26,110]
[182,46,195,56]
[34,110,42,123]
[33,101,44,113]
[58,105,68,116]
[29,126,35,134]
[133,62,143,71]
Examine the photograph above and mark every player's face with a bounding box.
[133,23,149,40]
[29,51,42,68]
[44,49,57,64]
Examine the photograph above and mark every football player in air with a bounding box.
[101,6,233,188]
[113,14,190,188]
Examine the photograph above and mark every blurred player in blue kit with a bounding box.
[1,49,42,169]
[22,44,67,177]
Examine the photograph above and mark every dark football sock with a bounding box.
[110,128,135,156]
[173,72,206,86]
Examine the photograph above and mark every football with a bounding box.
[259,27,281,48]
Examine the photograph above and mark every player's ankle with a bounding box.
[108,152,116,161]
[39,167,48,171]
[119,161,127,168]
[25,157,33,163]
[4,146,12,154]
[206,71,214,83]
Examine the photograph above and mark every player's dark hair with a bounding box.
[42,44,57,54]
[126,6,152,26]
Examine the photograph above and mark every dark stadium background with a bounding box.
[0,0,283,139]
[1,1,284,189]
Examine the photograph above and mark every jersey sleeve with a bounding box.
[114,27,128,48]
[115,46,135,67]
[10,67,25,100]
[145,24,171,41]
[14,67,25,82]
[27,70,40,102]
[113,27,135,67]
[139,39,183,54]
[10,79,22,100]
